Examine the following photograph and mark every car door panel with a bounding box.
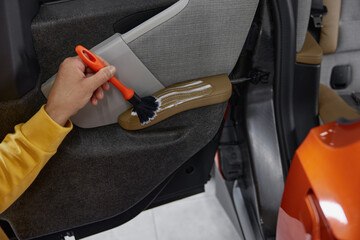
[40,0,257,129]
[0,0,258,239]
[1,102,227,240]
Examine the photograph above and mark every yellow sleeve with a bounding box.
[0,105,72,213]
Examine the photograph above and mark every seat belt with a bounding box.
[310,0,328,28]
[308,0,328,42]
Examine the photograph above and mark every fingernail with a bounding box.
[109,66,116,75]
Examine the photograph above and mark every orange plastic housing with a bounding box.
[277,120,360,240]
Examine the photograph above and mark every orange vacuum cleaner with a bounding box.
[277,119,360,239]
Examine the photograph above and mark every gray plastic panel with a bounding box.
[246,84,284,236]
[42,34,164,128]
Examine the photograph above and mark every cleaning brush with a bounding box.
[75,45,159,125]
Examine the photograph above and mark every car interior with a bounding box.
[0,0,359,239]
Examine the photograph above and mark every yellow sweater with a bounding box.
[0,105,72,213]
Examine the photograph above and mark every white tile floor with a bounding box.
[82,180,241,240]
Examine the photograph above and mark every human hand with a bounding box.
[45,56,116,126]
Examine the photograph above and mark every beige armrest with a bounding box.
[118,75,232,130]
[296,32,323,65]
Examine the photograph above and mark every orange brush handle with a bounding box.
[75,45,134,100]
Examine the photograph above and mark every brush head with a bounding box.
[129,94,160,125]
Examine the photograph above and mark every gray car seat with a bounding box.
[319,0,360,122]
[296,0,360,124]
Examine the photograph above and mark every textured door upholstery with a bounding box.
[128,0,259,87]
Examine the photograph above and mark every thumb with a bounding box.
[86,66,116,90]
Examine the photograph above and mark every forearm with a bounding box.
[0,105,72,213]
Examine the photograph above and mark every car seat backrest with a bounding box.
[335,0,360,53]
[319,0,341,54]
[296,0,312,52]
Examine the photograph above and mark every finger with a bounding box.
[85,72,95,78]
[94,87,104,100]
[86,65,116,91]
[97,55,110,66]
[102,82,110,91]
[72,56,87,72]
[91,95,98,106]
[60,57,87,78]
[85,67,95,74]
